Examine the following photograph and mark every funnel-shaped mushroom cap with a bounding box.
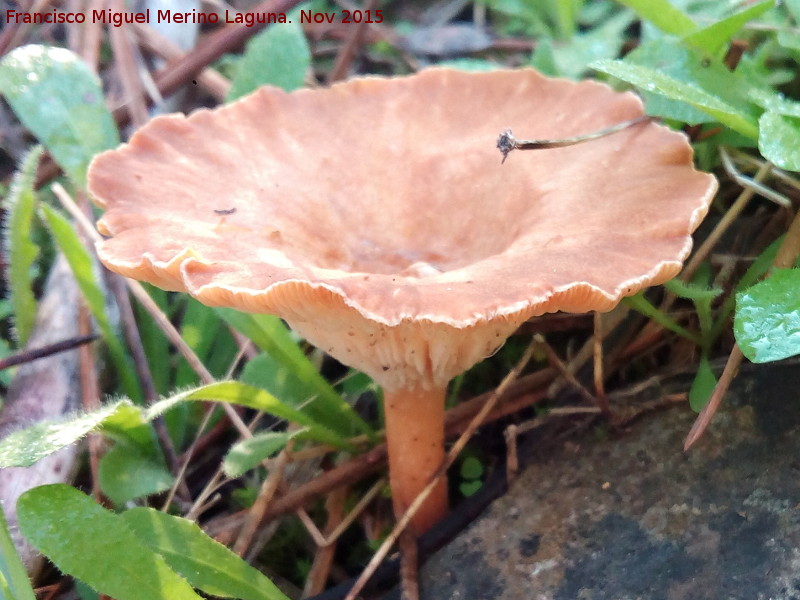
[89,68,716,391]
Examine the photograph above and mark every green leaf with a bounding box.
[99,401,160,456]
[664,278,722,303]
[759,112,800,171]
[0,401,124,468]
[592,58,759,138]
[17,485,203,600]
[0,504,36,600]
[0,45,118,185]
[223,431,296,478]
[530,10,633,80]
[217,310,373,439]
[3,146,42,346]
[735,269,800,363]
[459,480,482,497]
[240,352,319,408]
[227,11,310,101]
[459,456,484,480]
[121,508,289,600]
[40,204,142,401]
[98,446,174,505]
[683,0,775,55]
[689,356,717,411]
[623,293,702,345]
[146,381,352,450]
[175,299,227,386]
[614,0,696,36]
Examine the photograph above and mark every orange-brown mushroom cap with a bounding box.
[89,68,717,391]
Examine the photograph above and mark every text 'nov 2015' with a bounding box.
[5,8,384,27]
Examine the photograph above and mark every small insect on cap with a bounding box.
[88,68,717,391]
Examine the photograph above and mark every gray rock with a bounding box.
[414,361,800,600]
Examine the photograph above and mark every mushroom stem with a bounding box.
[383,385,449,535]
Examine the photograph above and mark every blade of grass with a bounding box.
[0,504,36,600]
[3,146,43,347]
[217,310,374,439]
[39,204,142,401]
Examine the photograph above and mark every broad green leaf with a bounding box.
[40,204,142,401]
[735,269,800,363]
[0,45,118,185]
[146,381,352,450]
[689,356,717,411]
[217,310,373,438]
[615,0,696,36]
[759,112,800,171]
[592,58,759,138]
[0,505,36,600]
[122,508,289,600]
[223,431,297,478]
[98,446,174,505]
[17,485,202,600]
[530,10,633,79]
[227,10,310,101]
[0,401,124,468]
[3,146,42,346]
[684,0,774,55]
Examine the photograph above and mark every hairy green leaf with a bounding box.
[3,146,42,346]
[122,508,289,600]
[17,485,202,600]
[0,45,118,185]
[0,401,124,468]
[0,504,36,600]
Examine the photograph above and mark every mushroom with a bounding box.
[87,68,717,537]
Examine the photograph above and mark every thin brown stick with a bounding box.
[303,483,348,597]
[131,22,231,101]
[78,302,103,501]
[343,342,536,600]
[326,0,379,84]
[138,0,306,113]
[0,334,97,370]
[593,312,608,412]
[497,116,649,163]
[81,0,106,70]
[685,204,800,450]
[233,444,291,556]
[108,0,149,128]
[534,335,598,406]
[682,160,773,282]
